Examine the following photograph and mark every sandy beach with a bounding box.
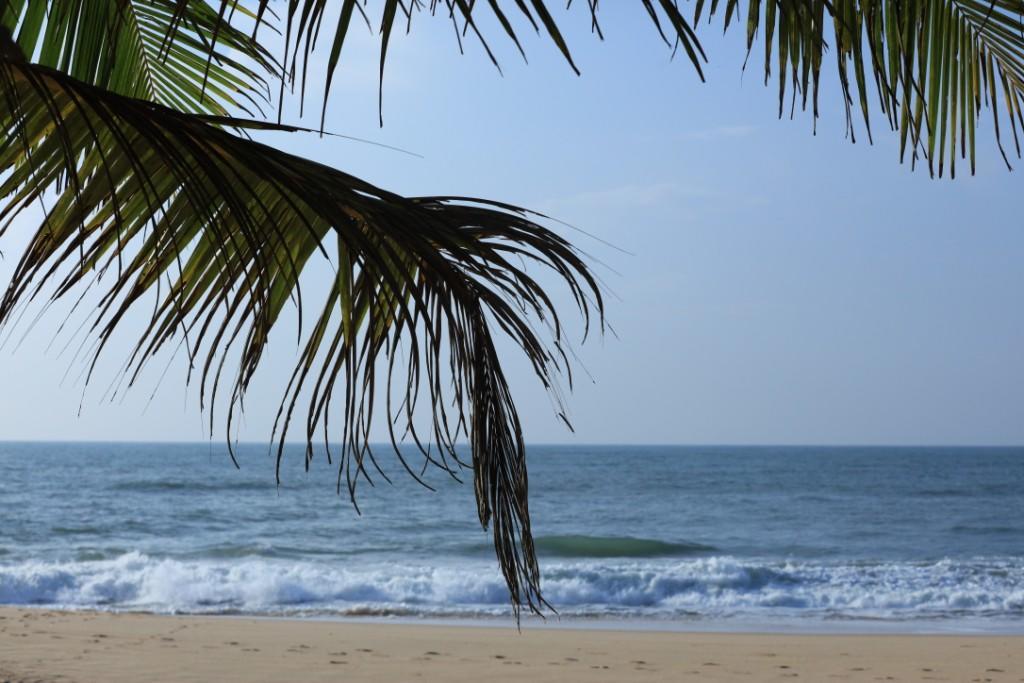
[0,608,1021,682]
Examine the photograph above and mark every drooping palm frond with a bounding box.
[247,0,707,128]
[0,53,603,617]
[2,0,1022,621]
[219,0,1024,176]
[1,0,276,116]
[730,0,1024,177]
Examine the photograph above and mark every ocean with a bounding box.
[1,442,1022,631]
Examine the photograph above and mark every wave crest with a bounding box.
[2,553,1023,621]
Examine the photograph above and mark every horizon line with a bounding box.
[1,438,1022,449]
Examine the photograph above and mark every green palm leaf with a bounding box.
[1,0,276,116]
[734,0,1024,176]
[0,54,603,617]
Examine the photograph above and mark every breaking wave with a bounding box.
[2,552,1022,621]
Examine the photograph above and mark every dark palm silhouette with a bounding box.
[2,1,1021,616]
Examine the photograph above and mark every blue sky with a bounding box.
[1,6,1022,445]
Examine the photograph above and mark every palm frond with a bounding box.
[247,0,707,129]
[0,0,276,116]
[191,0,1024,176]
[732,0,1024,176]
[0,55,603,618]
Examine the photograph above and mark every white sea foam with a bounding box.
[2,553,1022,620]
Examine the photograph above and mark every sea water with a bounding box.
[1,442,1022,631]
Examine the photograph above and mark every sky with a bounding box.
[1,6,1023,446]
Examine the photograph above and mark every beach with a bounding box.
[3,443,1023,681]
[1,608,1023,682]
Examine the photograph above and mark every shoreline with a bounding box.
[7,604,1024,636]
[3,607,1023,682]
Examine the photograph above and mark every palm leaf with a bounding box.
[248,0,707,129]
[733,0,1024,176]
[221,0,1024,175]
[0,54,603,618]
[1,0,276,116]
[19,0,1016,176]
[3,0,1022,620]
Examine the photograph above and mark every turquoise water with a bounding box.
[1,442,1023,629]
